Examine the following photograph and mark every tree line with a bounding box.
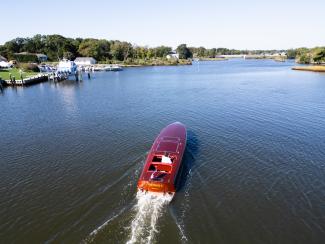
[287,47,325,64]
[0,35,173,62]
[0,34,324,63]
[0,34,277,62]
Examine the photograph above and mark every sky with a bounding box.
[1,0,325,49]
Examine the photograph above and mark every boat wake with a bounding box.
[126,191,173,244]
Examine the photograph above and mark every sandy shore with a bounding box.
[292,66,325,72]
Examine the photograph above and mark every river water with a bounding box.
[1,59,325,243]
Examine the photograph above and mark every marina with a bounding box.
[0,61,123,87]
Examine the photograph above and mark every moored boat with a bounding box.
[57,59,77,74]
[103,64,123,71]
[110,64,122,71]
[137,122,187,198]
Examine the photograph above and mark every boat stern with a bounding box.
[137,179,176,195]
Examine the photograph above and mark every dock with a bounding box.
[3,74,49,86]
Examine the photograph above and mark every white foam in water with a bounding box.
[126,190,173,244]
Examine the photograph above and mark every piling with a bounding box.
[75,71,78,81]
[79,71,83,81]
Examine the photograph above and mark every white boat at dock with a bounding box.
[57,59,77,74]
[103,64,123,71]
[111,64,123,71]
[38,64,56,72]
[76,64,122,72]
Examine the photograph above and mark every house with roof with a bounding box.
[166,51,179,60]
[74,57,97,66]
[36,54,48,62]
[14,52,48,63]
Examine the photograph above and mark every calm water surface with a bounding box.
[1,59,325,243]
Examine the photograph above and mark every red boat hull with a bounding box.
[137,122,187,195]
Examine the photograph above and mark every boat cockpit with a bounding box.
[147,153,176,180]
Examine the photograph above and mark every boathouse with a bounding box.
[74,57,97,66]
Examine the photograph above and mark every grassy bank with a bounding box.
[292,66,325,72]
[0,68,38,80]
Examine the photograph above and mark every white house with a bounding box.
[74,57,97,66]
[166,51,179,60]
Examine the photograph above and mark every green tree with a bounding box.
[216,48,226,55]
[3,38,27,58]
[208,48,217,58]
[146,48,154,59]
[153,46,172,58]
[286,49,297,59]
[110,41,132,61]
[295,47,310,64]
[176,44,192,59]
[312,47,325,64]
[78,39,110,61]
[63,51,74,60]
[43,35,68,61]
[133,46,147,59]
[197,47,206,57]
[21,35,45,53]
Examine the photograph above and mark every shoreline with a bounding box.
[44,59,193,68]
[196,57,228,61]
[119,62,192,67]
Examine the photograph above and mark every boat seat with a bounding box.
[162,155,172,164]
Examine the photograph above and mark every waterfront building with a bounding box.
[166,51,179,60]
[74,57,97,66]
